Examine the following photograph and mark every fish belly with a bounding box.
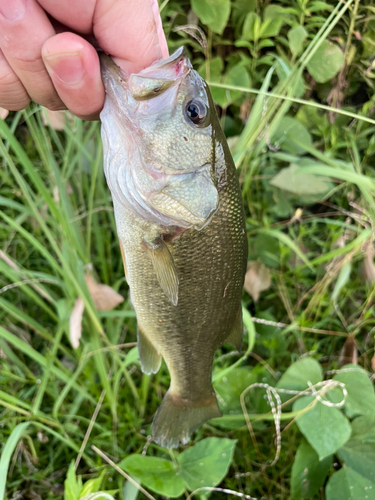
[114,162,247,447]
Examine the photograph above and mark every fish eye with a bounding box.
[185,99,209,127]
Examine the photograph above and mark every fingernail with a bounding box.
[0,0,26,21]
[44,52,85,86]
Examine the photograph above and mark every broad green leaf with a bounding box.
[232,0,256,27]
[119,455,184,498]
[0,423,30,500]
[215,367,257,412]
[350,416,375,443]
[288,26,308,56]
[198,57,223,82]
[214,365,273,427]
[178,438,236,491]
[261,5,285,38]
[338,439,375,483]
[307,40,344,83]
[252,232,281,268]
[309,1,334,12]
[277,357,323,392]
[201,60,250,108]
[337,416,375,483]
[122,479,140,500]
[64,462,83,500]
[326,466,375,500]
[291,439,332,500]
[242,12,261,41]
[293,396,351,459]
[80,495,115,500]
[271,117,312,154]
[270,164,331,197]
[80,471,105,497]
[222,64,251,107]
[191,0,230,35]
[329,365,375,418]
[198,58,225,106]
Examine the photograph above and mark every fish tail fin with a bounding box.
[152,390,221,448]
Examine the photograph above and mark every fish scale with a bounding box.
[100,47,247,448]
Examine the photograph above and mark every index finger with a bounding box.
[38,0,169,74]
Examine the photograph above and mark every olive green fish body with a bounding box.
[100,48,247,448]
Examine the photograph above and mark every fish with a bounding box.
[99,47,248,448]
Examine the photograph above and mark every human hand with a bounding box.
[0,0,168,120]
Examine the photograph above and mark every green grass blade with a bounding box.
[0,422,30,500]
[0,326,95,404]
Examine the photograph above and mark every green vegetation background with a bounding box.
[1,0,375,499]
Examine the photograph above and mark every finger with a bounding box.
[0,49,30,110]
[38,0,168,74]
[151,0,169,59]
[36,0,96,34]
[0,0,65,110]
[94,0,168,73]
[42,33,105,120]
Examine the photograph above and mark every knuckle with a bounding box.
[0,95,30,111]
[44,101,67,112]
[0,63,30,110]
[0,68,19,87]
[32,90,65,111]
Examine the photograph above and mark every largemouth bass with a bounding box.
[100,47,247,448]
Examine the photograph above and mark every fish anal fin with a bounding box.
[137,325,162,375]
[145,237,179,306]
[225,307,243,351]
[152,390,221,448]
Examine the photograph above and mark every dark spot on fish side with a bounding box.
[153,86,161,93]
[183,136,188,141]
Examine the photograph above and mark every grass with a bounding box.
[1,0,375,499]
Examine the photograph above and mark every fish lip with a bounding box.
[99,52,127,84]
[99,46,190,86]
[137,46,189,76]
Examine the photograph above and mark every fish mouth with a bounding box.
[99,52,127,84]
[99,47,191,99]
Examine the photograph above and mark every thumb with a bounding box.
[94,0,168,74]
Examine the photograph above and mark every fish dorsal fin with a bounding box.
[144,237,179,306]
[137,324,162,375]
[225,306,243,351]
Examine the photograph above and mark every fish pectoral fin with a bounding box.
[225,307,244,351]
[137,324,162,375]
[145,237,179,306]
[119,240,128,281]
